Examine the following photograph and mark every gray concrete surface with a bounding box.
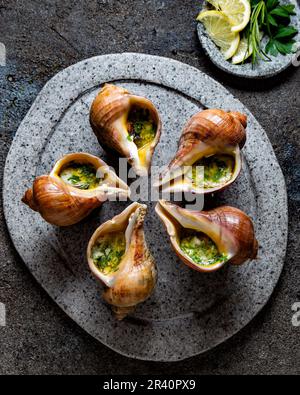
[0,0,299,375]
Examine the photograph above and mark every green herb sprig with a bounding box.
[247,0,298,64]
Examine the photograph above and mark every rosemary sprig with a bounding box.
[247,1,271,64]
[247,0,298,65]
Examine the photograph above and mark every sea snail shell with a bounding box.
[22,153,130,227]
[156,109,247,195]
[156,200,258,273]
[90,84,162,176]
[87,202,157,320]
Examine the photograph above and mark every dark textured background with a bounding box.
[0,0,299,375]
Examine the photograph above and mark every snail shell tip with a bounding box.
[22,188,38,212]
[112,305,136,321]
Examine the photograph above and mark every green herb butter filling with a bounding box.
[191,154,235,189]
[60,162,103,190]
[180,230,227,266]
[91,232,126,275]
[127,106,157,149]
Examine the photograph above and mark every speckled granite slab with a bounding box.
[3,53,288,361]
[197,0,300,79]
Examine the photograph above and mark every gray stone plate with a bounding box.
[3,53,288,361]
[197,0,300,79]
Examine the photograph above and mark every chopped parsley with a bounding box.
[127,106,157,149]
[190,154,234,189]
[180,230,227,266]
[60,162,103,190]
[91,232,126,275]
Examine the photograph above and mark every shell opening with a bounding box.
[159,147,241,194]
[126,105,158,150]
[156,201,236,271]
[126,103,159,172]
[91,231,126,276]
[88,203,145,287]
[179,228,228,267]
[50,153,130,199]
[59,161,107,191]
[189,154,235,190]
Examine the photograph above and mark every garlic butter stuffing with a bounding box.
[91,232,126,275]
[60,162,104,190]
[127,106,157,148]
[180,230,227,266]
[188,154,235,189]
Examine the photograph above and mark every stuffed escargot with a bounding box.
[90,84,162,176]
[156,200,258,273]
[22,153,130,227]
[157,109,247,195]
[87,203,157,320]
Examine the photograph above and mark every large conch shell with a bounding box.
[22,153,130,227]
[156,200,258,273]
[87,203,157,320]
[157,109,247,195]
[90,84,162,176]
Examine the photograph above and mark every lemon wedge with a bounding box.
[207,0,251,32]
[232,37,253,64]
[197,10,240,60]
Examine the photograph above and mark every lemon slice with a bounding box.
[207,0,251,32]
[197,10,240,60]
[232,37,253,64]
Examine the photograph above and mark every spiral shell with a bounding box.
[90,84,162,176]
[22,153,130,227]
[87,203,157,320]
[156,200,258,273]
[157,109,247,195]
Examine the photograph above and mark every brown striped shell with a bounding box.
[87,203,157,320]
[22,153,130,227]
[157,109,247,195]
[90,84,162,176]
[155,200,258,273]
